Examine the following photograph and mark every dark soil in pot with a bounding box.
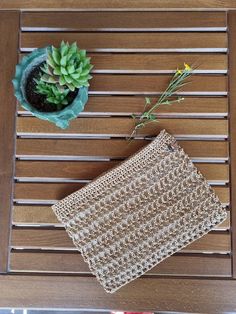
[25,62,78,112]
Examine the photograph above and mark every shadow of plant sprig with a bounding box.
[128,63,194,141]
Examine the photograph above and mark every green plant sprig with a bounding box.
[129,63,194,140]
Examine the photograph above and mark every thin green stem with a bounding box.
[128,64,194,140]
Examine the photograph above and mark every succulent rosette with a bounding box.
[41,41,93,91]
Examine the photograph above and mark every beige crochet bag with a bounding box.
[52,129,227,293]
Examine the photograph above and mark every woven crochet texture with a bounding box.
[52,129,227,293]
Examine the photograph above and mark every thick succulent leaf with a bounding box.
[70,72,81,80]
[60,56,67,67]
[72,80,81,88]
[67,65,75,74]
[41,74,51,83]
[40,63,49,74]
[61,42,69,57]
[64,75,73,84]
[80,68,90,76]
[60,40,66,49]
[52,47,60,65]
[66,82,75,91]
[48,76,58,83]
[68,42,78,55]
[66,53,74,62]
[78,79,88,85]
[59,76,66,86]
[53,67,62,76]
[79,50,86,58]
[47,54,57,69]
[82,58,90,66]
[60,66,68,75]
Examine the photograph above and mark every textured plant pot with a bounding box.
[12,46,88,129]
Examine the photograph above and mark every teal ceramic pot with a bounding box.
[12,47,88,129]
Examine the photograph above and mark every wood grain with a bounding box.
[15,161,229,181]
[21,33,227,51]
[0,11,19,273]
[228,11,236,278]
[18,96,229,116]
[2,275,236,312]
[10,251,231,276]
[0,0,236,9]
[11,228,230,253]
[87,74,227,93]
[13,182,229,203]
[16,138,229,158]
[19,53,228,73]
[21,12,226,30]
[89,54,228,72]
[16,117,228,136]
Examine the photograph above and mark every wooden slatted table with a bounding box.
[1,3,236,312]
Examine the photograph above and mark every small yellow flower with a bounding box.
[184,63,192,71]
[176,68,183,75]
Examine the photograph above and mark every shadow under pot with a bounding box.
[12,46,88,129]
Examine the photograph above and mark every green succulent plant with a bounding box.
[41,41,93,91]
[34,79,70,110]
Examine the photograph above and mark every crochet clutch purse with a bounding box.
[52,129,227,293]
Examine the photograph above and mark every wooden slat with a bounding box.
[89,53,228,72]
[15,161,229,181]
[228,11,236,278]
[13,182,229,203]
[10,251,231,276]
[88,74,227,93]
[21,12,226,30]
[10,229,230,253]
[21,33,227,51]
[16,139,229,158]
[2,275,236,312]
[15,72,228,94]
[18,96,228,116]
[16,117,228,136]
[0,11,19,273]
[19,53,228,73]
[1,0,236,9]
[13,205,57,224]
[12,206,230,231]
